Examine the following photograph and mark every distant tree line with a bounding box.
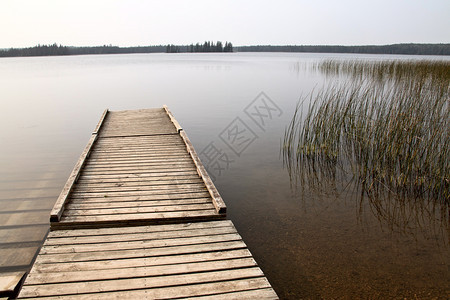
[0,44,166,57]
[0,43,70,57]
[1,43,448,57]
[166,41,233,53]
[235,43,450,56]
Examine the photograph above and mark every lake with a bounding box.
[0,52,448,299]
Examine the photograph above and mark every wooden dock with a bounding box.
[17,107,277,299]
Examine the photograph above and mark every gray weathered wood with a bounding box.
[25,257,257,285]
[41,233,241,254]
[19,278,273,299]
[45,224,235,244]
[92,109,108,134]
[66,198,212,209]
[35,240,247,263]
[69,191,211,203]
[59,209,220,223]
[50,134,98,222]
[163,104,183,132]
[30,248,251,273]
[182,288,279,299]
[180,130,227,214]
[47,220,233,238]
[62,203,216,217]
[19,268,264,298]
[45,226,236,246]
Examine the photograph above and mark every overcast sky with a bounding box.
[1,0,449,48]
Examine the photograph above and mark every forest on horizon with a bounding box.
[0,43,449,57]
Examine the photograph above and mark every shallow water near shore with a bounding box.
[0,52,448,298]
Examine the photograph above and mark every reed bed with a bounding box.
[284,59,449,205]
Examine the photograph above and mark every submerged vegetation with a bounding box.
[283,59,449,230]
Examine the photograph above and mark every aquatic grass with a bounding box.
[284,59,449,226]
[316,59,450,88]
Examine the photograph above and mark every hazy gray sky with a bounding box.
[1,0,449,48]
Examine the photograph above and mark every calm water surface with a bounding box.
[0,53,448,299]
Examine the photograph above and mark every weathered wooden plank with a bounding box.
[102,115,171,121]
[103,114,169,122]
[100,123,176,129]
[63,203,215,217]
[69,190,207,200]
[93,143,184,150]
[69,191,211,202]
[66,198,212,209]
[50,134,98,222]
[73,179,202,188]
[93,140,184,146]
[96,134,182,140]
[19,267,264,298]
[92,109,109,134]
[102,112,172,121]
[44,226,237,246]
[94,141,184,148]
[180,130,227,214]
[88,152,188,160]
[164,104,183,132]
[81,164,196,173]
[76,175,200,184]
[183,288,279,299]
[48,220,233,238]
[25,257,257,285]
[82,162,194,171]
[54,212,225,229]
[82,161,195,170]
[87,154,190,162]
[70,186,208,197]
[35,240,247,263]
[79,170,198,180]
[80,168,198,176]
[19,277,272,299]
[90,149,187,157]
[102,120,173,126]
[94,143,183,149]
[95,135,183,143]
[89,152,187,159]
[59,209,220,224]
[100,126,177,133]
[71,182,206,193]
[75,178,201,185]
[79,168,197,177]
[84,159,193,168]
[41,233,241,254]
[30,248,251,273]
[99,130,177,137]
[95,137,183,144]
[90,148,187,154]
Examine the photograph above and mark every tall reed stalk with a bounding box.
[284,59,449,207]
